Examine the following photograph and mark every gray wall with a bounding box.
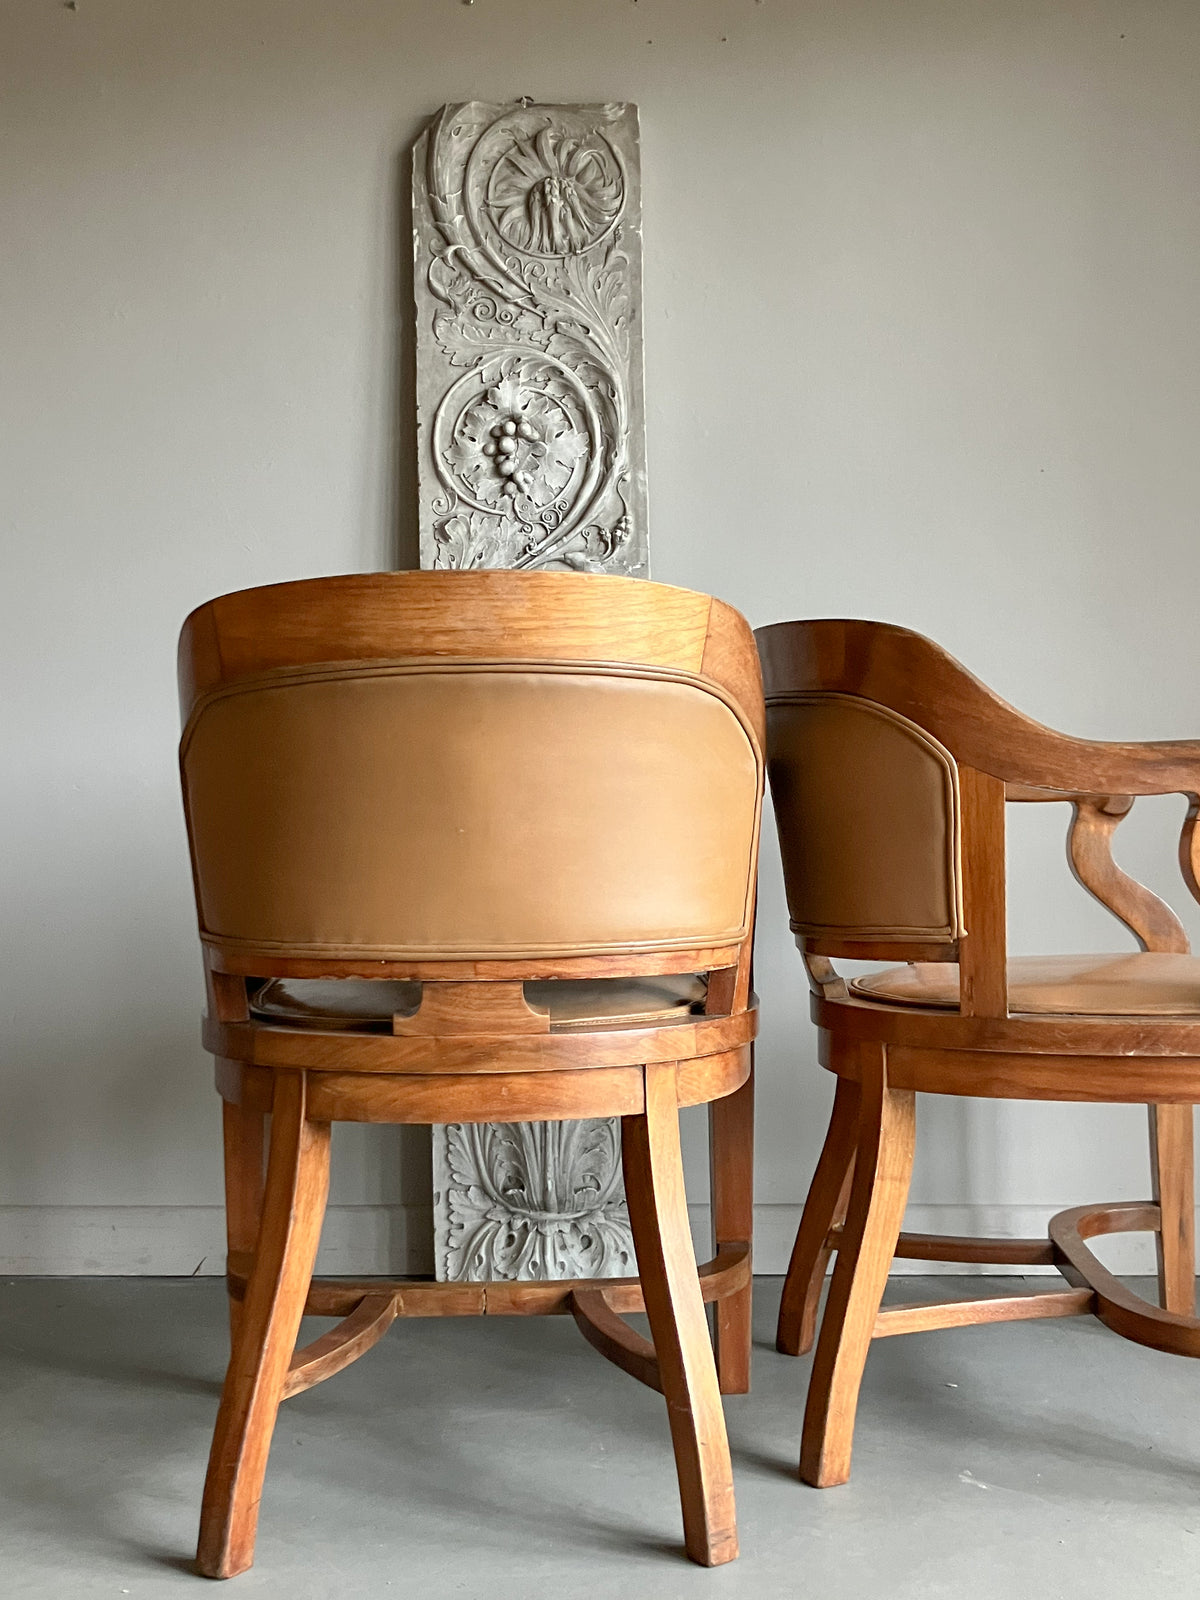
[3,0,1199,1274]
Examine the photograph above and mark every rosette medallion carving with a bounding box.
[413,101,646,1282]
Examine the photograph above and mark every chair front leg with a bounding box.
[1149,1103,1196,1315]
[623,1062,738,1567]
[777,1074,860,1356]
[221,1087,265,1347]
[197,1070,331,1580]
[800,1044,914,1489]
[709,1060,754,1393]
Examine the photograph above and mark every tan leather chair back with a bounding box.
[762,691,963,947]
[179,572,764,970]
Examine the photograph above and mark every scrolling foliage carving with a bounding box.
[413,101,647,575]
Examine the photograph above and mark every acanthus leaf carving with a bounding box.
[434,1117,633,1282]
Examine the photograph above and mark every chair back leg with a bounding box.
[776,1075,859,1356]
[800,1044,915,1488]
[622,1062,738,1567]
[1150,1103,1196,1315]
[221,1091,265,1348]
[708,1065,755,1393]
[197,1071,331,1579]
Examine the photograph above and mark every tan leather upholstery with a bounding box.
[251,974,708,1032]
[851,952,1200,1016]
[182,662,760,962]
[764,693,963,943]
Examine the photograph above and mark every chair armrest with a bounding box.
[1005,783,1101,803]
[1001,737,1200,799]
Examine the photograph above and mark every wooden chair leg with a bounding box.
[1149,1103,1196,1315]
[800,1046,914,1489]
[708,1061,754,1394]
[623,1063,738,1566]
[776,1076,860,1356]
[221,1089,265,1347]
[197,1071,331,1580]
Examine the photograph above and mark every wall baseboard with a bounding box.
[0,1202,1172,1277]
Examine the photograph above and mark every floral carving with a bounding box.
[434,1119,632,1281]
[436,360,594,526]
[487,128,625,257]
[414,101,646,574]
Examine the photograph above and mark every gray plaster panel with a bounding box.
[413,100,647,575]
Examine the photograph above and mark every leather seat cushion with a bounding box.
[250,974,708,1032]
[850,952,1200,1016]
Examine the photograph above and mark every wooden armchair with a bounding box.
[756,617,1200,1489]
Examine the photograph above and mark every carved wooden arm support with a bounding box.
[802,953,847,1000]
[1180,795,1200,911]
[1008,782,1197,952]
[1066,794,1190,954]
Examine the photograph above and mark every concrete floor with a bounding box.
[2,1276,1198,1598]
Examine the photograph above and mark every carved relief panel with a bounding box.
[413,101,646,1282]
[413,100,646,575]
